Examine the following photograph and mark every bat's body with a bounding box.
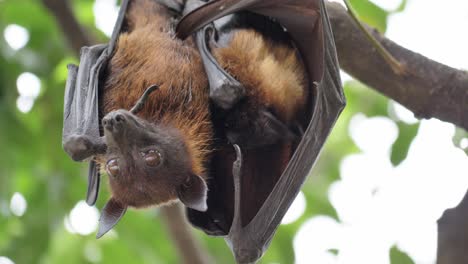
[93,0,307,237]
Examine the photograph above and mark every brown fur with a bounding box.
[213,30,307,123]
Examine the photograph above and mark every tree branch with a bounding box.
[326,2,468,131]
[160,204,214,264]
[437,189,468,264]
[41,0,95,54]
[43,0,468,131]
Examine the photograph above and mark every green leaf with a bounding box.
[390,246,415,264]
[391,122,419,166]
[392,0,408,13]
[347,0,389,32]
[453,127,468,155]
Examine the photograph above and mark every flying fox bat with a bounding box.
[62,0,345,263]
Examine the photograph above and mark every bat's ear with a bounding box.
[96,198,127,239]
[177,174,208,212]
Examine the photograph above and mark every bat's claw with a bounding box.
[86,160,101,206]
[232,144,242,177]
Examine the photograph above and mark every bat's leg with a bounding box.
[63,135,107,161]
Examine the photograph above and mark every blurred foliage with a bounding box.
[390,122,419,166]
[390,246,415,264]
[0,0,425,263]
[453,128,468,155]
[347,0,407,32]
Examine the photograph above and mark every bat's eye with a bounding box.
[142,149,162,167]
[106,159,120,177]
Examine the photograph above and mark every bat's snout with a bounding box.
[102,111,129,133]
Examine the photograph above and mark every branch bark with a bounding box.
[41,0,95,54]
[437,190,468,264]
[43,0,468,131]
[160,204,214,264]
[326,2,468,131]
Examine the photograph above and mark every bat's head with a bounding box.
[102,109,207,209]
[95,87,208,238]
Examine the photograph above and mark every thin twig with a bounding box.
[343,0,406,75]
[41,0,96,54]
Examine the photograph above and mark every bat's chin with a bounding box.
[125,191,176,208]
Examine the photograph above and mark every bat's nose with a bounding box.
[102,112,127,131]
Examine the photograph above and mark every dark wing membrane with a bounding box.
[62,44,107,206]
[108,0,131,52]
[61,0,131,206]
[62,44,105,146]
[177,0,345,263]
[62,0,130,147]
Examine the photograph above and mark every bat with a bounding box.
[65,0,214,238]
[61,0,345,263]
[177,0,345,263]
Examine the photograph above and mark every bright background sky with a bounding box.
[2,0,467,264]
[294,0,468,263]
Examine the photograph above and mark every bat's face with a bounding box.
[100,109,207,211]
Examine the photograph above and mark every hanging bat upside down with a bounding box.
[62,0,344,262]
